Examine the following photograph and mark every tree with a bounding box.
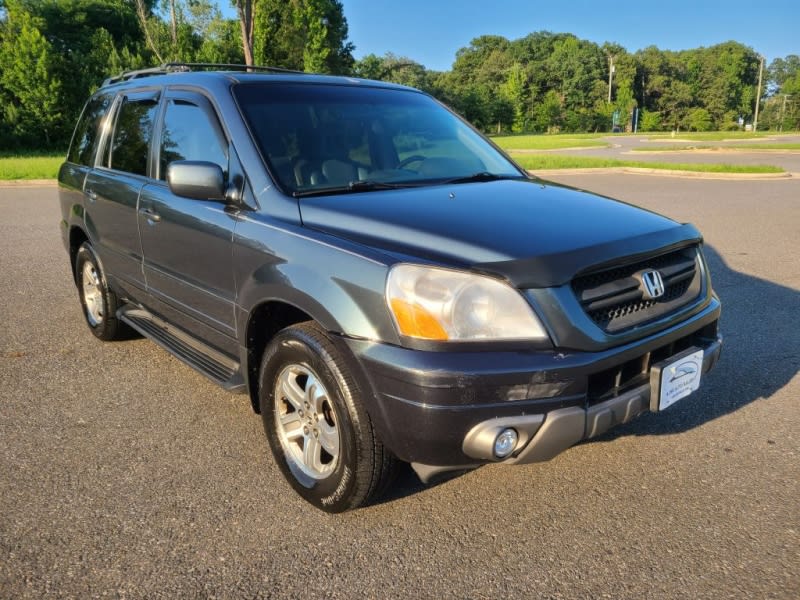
[0,4,63,146]
[252,0,353,73]
[639,110,662,132]
[687,107,712,131]
[500,62,527,132]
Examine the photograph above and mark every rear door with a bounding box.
[84,89,160,298]
[137,90,238,351]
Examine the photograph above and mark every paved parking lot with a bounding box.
[1,175,798,599]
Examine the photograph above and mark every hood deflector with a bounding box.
[474,223,703,288]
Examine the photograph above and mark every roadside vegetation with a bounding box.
[0,153,64,180]
[510,154,785,174]
[1,1,799,155]
[0,145,787,180]
[491,135,608,150]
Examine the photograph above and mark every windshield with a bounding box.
[234,82,524,196]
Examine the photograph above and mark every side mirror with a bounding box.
[166,161,225,201]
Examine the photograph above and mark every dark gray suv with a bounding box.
[59,64,722,512]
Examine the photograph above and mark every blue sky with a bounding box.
[336,0,799,70]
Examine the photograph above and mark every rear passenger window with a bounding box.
[108,96,159,176]
[67,93,113,166]
[159,99,227,180]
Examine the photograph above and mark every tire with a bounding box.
[75,242,125,341]
[259,322,397,512]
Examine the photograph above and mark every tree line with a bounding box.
[0,0,797,151]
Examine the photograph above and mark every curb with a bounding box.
[0,179,57,188]
[529,168,793,180]
[627,149,800,155]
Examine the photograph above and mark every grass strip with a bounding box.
[0,154,64,180]
[492,134,609,150]
[510,153,785,173]
[632,143,800,152]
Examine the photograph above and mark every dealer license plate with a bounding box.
[652,348,704,411]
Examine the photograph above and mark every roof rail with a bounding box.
[102,62,304,86]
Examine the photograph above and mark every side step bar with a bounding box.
[119,306,246,393]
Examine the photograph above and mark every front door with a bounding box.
[137,90,238,353]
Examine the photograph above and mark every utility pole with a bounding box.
[607,54,615,103]
[753,55,764,132]
[779,94,791,131]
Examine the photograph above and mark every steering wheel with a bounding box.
[397,155,426,170]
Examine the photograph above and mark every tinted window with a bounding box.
[159,99,227,180]
[235,83,521,194]
[67,93,113,166]
[108,96,159,176]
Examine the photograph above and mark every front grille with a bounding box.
[572,246,703,333]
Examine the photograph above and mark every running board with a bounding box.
[119,307,246,393]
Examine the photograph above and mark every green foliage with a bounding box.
[0,0,245,150]
[0,5,63,146]
[0,1,796,153]
[767,55,800,130]
[491,135,608,150]
[688,108,713,131]
[354,53,430,90]
[640,110,662,132]
[252,0,353,74]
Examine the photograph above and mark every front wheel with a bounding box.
[259,322,397,512]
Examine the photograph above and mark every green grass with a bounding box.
[633,143,800,152]
[0,153,64,180]
[491,134,609,150]
[509,153,785,173]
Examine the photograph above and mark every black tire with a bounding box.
[75,242,125,341]
[259,322,397,512]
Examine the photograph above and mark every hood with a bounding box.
[299,179,702,287]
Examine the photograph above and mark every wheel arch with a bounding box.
[243,299,316,413]
[68,226,90,285]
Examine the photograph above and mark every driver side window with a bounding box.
[159,99,228,180]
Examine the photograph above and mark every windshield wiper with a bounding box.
[441,172,525,185]
[293,180,417,198]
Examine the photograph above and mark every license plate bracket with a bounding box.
[649,347,704,411]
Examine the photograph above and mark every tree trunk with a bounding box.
[235,0,256,66]
[134,0,164,63]
[169,0,177,46]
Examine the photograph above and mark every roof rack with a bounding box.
[102,62,304,86]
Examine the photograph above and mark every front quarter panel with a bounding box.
[233,213,400,345]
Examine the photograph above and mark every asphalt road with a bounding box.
[1,176,798,599]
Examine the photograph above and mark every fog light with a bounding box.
[494,428,518,458]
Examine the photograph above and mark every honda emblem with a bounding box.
[640,270,665,299]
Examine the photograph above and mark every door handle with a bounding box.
[138,207,161,223]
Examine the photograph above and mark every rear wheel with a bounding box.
[75,243,124,341]
[259,322,397,512]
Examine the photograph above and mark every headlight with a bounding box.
[386,264,549,342]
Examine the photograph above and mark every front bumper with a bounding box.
[344,296,721,478]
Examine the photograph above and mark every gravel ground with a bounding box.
[1,177,798,599]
